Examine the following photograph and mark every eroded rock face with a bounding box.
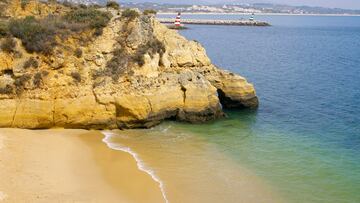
[189,66,259,109]
[0,6,258,129]
[114,70,223,129]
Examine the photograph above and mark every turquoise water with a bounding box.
[109,15,360,202]
[180,15,360,202]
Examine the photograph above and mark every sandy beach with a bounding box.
[0,129,164,203]
[0,128,281,203]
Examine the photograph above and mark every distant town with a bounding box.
[62,1,360,15]
[122,2,360,15]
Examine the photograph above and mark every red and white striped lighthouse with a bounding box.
[174,12,181,27]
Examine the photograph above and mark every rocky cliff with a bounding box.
[0,0,258,129]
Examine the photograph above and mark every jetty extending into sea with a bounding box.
[157,18,270,26]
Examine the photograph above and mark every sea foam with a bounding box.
[101,131,169,203]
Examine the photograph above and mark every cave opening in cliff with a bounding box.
[217,89,231,109]
[217,89,248,109]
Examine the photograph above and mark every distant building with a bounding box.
[174,12,181,27]
[249,13,254,21]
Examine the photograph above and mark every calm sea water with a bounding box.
[108,15,360,203]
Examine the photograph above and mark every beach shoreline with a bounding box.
[0,129,164,203]
[0,128,281,203]
[105,128,283,203]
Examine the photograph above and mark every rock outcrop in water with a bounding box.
[0,0,258,129]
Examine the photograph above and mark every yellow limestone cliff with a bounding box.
[0,1,258,129]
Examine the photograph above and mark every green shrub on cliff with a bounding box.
[47,0,57,4]
[121,9,140,21]
[61,0,76,8]
[71,72,81,83]
[14,74,31,94]
[21,0,29,10]
[99,48,129,81]
[79,4,88,9]
[106,1,120,10]
[0,37,16,53]
[8,16,56,55]
[33,72,42,87]
[74,48,83,58]
[143,9,157,15]
[23,57,39,69]
[96,37,165,81]
[133,38,165,66]
[0,85,13,95]
[7,8,112,55]
[32,71,49,88]
[0,2,6,17]
[64,8,112,30]
[0,21,9,37]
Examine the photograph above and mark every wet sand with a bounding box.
[105,129,282,203]
[0,129,164,203]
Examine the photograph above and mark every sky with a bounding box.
[129,0,360,10]
[208,0,360,9]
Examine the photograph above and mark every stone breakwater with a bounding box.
[0,1,258,130]
[158,18,270,26]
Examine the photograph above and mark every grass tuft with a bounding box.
[0,37,16,53]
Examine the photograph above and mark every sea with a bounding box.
[103,14,360,203]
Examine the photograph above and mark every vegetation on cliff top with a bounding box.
[106,1,120,10]
[143,9,157,15]
[1,4,112,55]
[8,16,57,55]
[64,8,112,34]
[121,9,140,21]
[0,1,114,97]
[1,0,165,93]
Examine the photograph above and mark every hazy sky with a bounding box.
[129,0,360,9]
[212,0,360,9]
